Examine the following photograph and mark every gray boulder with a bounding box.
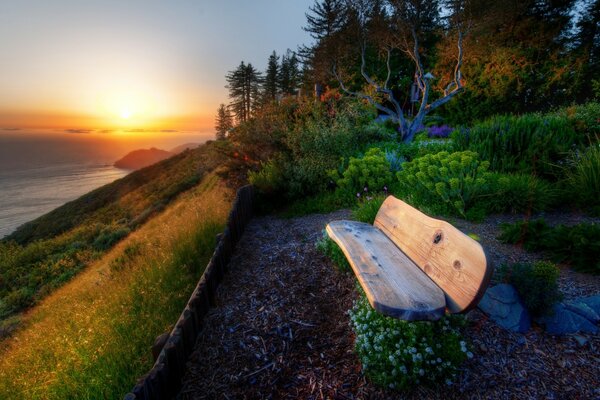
[540,303,599,335]
[579,295,600,316]
[564,300,600,323]
[478,284,531,333]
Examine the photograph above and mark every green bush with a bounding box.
[452,113,579,177]
[498,261,562,317]
[349,294,469,390]
[332,148,393,196]
[248,158,285,194]
[352,195,387,224]
[554,102,600,138]
[316,232,351,272]
[563,144,600,213]
[498,220,600,273]
[480,173,556,214]
[397,151,491,218]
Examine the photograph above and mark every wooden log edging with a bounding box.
[124,185,254,400]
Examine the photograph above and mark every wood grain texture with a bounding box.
[374,196,492,313]
[326,220,446,321]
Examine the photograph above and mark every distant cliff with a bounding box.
[114,147,173,170]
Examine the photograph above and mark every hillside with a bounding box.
[114,147,173,170]
[171,142,200,154]
[1,140,235,323]
[0,173,234,399]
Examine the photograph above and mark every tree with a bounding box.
[279,50,301,95]
[225,61,263,123]
[214,104,233,140]
[334,0,463,142]
[263,51,280,102]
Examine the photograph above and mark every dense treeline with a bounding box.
[217,0,600,131]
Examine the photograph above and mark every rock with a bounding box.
[579,295,600,316]
[478,284,531,333]
[540,304,599,335]
[572,334,588,347]
[564,300,600,323]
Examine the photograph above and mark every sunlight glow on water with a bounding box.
[0,163,129,238]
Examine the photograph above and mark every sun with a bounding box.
[120,109,132,119]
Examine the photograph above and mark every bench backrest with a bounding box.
[374,196,492,313]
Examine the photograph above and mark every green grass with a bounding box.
[0,175,232,399]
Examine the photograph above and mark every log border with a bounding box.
[124,185,254,400]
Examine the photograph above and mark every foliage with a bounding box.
[352,195,387,224]
[479,173,556,214]
[563,144,600,213]
[397,151,491,218]
[498,219,600,273]
[553,102,600,138]
[452,113,579,177]
[332,148,393,196]
[316,232,351,272]
[248,158,285,195]
[498,261,563,317]
[225,61,263,123]
[215,103,234,140]
[427,125,453,138]
[349,294,469,390]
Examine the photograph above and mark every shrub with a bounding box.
[498,261,562,317]
[554,102,600,138]
[333,148,394,196]
[248,158,285,194]
[316,232,351,272]
[352,195,387,224]
[563,144,600,213]
[397,151,491,217]
[428,125,453,138]
[349,294,469,390]
[498,220,600,273]
[92,224,130,251]
[479,173,556,214]
[452,113,579,177]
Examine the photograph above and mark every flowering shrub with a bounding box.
[428,125,454,138]
[349,295,470,390]
[397,150,491,217]
[332,148,393,196]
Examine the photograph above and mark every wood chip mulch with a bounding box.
[178,210,600,400]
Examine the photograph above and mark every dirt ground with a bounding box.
[179,210,600,400]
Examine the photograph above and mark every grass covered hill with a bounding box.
[0,139,239,323]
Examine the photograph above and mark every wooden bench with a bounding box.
[326,196,493,321]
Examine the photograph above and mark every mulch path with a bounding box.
[179,210,600,400]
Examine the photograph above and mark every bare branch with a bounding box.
[426,29,464,112]
[384,47,392,89]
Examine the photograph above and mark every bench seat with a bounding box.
[326,196,492,321]
[327,220,446,320]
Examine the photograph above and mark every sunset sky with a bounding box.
[0,1,313,133]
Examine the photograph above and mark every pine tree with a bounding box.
[263,51,280,102]
[225,61,263,123]
[214,104,233,140]
[304,0,347,40]
[279,50,301,95]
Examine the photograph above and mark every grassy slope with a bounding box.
[0,173,233,399]
[0,140,233,321]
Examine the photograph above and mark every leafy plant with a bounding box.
[499,220,600,273]
[563,144,600,213]
[428,125,454,138]
[452,113,579,177]
[352,194,387,224]
[498,261,562,317]
[349,294,469,390]
[397,150,491,217]
[316,232,351,272]
[480,173,556,214]
[333,148,394,196]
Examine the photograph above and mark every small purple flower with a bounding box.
[363,186,368,192]
[383,186,388,193]
[367,196,373,201]
[356,192,361,198]
[428,125,453,138]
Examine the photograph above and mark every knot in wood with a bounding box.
[433,231,443,244]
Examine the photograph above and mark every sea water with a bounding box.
[0,163,129,238]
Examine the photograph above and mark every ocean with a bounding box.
[0,163,129,239]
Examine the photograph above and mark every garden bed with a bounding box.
[179,210,600,399]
